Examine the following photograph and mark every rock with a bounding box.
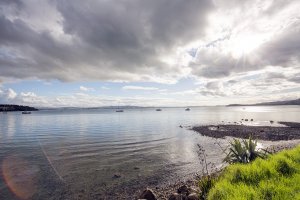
[139,188,157,200]
[112,173,121,178]
[187,193,199,200]
[168,193,183,200]
[177,185,189,195]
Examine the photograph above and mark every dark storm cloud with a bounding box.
[56,0,212,49]
[0,0,213,82]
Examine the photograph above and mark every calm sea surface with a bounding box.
[0,106,299,199]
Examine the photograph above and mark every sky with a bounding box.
[0,0,300,107]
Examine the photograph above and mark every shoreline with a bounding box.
[144,142,300,200]
[137,121,300,199]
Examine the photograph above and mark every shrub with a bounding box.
[224,137,269,164]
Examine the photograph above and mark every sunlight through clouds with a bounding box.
[0,0,299,106]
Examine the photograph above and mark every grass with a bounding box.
[207,145,300,200]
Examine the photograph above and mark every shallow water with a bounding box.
[0,106,299,199]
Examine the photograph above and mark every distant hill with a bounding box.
[0,104,39,112]
[228,98,300,106]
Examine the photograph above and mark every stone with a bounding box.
[177,185,189,195]
[112,173,121,178]
[168,193,183,200]
[139,188,157,200]
[187,193,199,200]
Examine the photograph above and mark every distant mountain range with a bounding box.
[0,104,39,112]
[228,98,300,106]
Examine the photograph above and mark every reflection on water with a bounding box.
[0,106,299,199]
[6,114,16,138]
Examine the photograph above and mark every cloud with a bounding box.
[122,86,159,91]
[0,0,212,83]
[0,88,17,101]
[79,86,94,92]
[191,0,300,79]
[289,73,300,83]
[0,88,47,106]
[193,66,300,100]
[0,0,299,104]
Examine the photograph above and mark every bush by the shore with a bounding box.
[208,145,300,200]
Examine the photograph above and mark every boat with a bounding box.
[156,108,162,111]
[185,108,190,111]
[22,111,31,114]
[116,110,124,112]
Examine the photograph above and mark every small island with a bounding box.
[0,104,39,112]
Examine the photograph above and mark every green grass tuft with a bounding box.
[208,145,300,200]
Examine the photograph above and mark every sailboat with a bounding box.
[115,104,124,112]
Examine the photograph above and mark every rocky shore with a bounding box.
[135,121,300,200]
[192,121,300,141]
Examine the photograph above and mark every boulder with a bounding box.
[139,188,157,200]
